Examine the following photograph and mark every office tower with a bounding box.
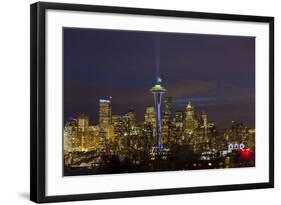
[174,111,184,129]
[163,97,172,124]
[142,121,153,148]
[106,124,115,143]
[125,109,139,137]
[112,115,123,136]
[64,118,78,152]
[64,115,90,152]
[144,106,156,125]
[185,101,198,134]
[77,115,89,151]
[88,125,100,151]
[98,99,113,153]
[172,111,184,144]
[99,99,112,129]
[162,97,172,144]
[200,111,208,129]
[162,124,169,145]
[98,130,107,153]
[150,78,166,154]
[144,106,156,141]
[127,109,136,127]
[199,111,208,138]
[112,115,124,150]
[64,126,72,153]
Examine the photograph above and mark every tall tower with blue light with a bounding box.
[150,77,166,155]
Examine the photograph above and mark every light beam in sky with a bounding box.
[155,34,160,81]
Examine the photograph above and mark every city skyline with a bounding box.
[64,89,255,175]
[63,28,256,175]
[64,28,255,129]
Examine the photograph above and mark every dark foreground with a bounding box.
[64,145,255,176]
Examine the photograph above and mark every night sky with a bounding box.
[63,28,255,129]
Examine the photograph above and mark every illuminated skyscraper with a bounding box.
[98,99,112,153]
[64,115,90,152]
[112,115,123,136]
[112,115,125,150]
[99,99,112,129]
[200,111,208,129]
[163,97,172,123]
[145,106,156,125]
[77,115,89,151]
[144,106,156,138]
[150,78,166,154]
[162,124,169,145]
[172,111,184,144]
[143,106,156,147]
[127,109,136,126]
[162,97,172,144]
[200,111,208,137]
[185,101,198,134]
[88,125,99,151]
[174,111,184,129]
[64,118,78,152]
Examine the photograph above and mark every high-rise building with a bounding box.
[150,78,166,154]
[124,109,138,137]
[78,114,89,132]
[99,99,112,129]
[163,97,172,124]
[88,125,99,151]
[162,124,169,145]
[144,106,156,144]
[174,111,184,129]
[112,115,124,150]
[106,124,115,143]
[64,115,90,152]
[142,122,153,148]
[98,99,113,153]
[77,115,89,151]
[162,97,172,145]
[144,106,156,126]
[199,111,208,138]
[172,111,184,144]
[200,111,208,129]
[185,101,198,134]
[112,115,123,135]
[127,109,136,126]
[64,118,78,152]
[98,130,107,153]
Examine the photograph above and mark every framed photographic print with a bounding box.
[30,2,274,203]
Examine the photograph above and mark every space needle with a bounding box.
[150,77,166,155]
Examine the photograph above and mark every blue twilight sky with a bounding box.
[63,28,255,129]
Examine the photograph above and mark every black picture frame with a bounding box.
[30,2,274,203]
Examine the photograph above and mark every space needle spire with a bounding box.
[150,77,166,155]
